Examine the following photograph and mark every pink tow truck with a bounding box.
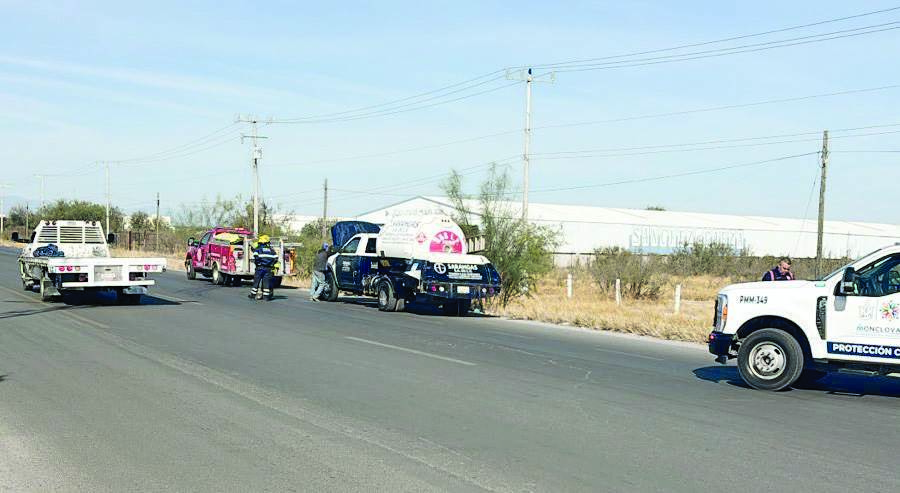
[184,227,292,287]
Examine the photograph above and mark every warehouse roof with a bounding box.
[355,196,900,258]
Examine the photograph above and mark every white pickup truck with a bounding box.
[13,220,165,303]
[709,244,900,390]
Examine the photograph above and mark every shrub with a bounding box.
[591,247,668,300]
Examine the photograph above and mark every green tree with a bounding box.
[292,218,337,276]
[128,211,150,232]
[36,200,125,233]
[443,164,558,307]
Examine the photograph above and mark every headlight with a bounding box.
[713,294,728,332]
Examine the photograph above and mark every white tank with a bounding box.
[376,213,468,259]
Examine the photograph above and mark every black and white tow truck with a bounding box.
[320,215,501,315]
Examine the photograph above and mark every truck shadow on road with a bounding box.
[334,296,496,318]
[693,365,900,398]
[58,292,182,307]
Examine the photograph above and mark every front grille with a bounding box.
[94,265,122,282]
[815,296,827,339]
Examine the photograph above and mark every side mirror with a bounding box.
[11,232,19,242]
[840,267,856,295]
[107,233,117,244]
[188,237,196,247]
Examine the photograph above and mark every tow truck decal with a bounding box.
[828,342,900,359]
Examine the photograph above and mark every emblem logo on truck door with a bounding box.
[433,263,447,274]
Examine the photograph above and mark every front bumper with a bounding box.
[708,331,734,364]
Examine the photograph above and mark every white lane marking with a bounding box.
[595,347,664,361]
[63,311,110,330]
[344,336,477,367]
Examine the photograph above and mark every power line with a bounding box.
[521,152,819,195]
[535,84,900,131]
[533,5,900,69]
[541,22,900,73]
[111,122,241,164]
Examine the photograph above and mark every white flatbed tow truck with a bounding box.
[14,220,165,303]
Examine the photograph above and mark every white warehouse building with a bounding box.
[353,196,900,265]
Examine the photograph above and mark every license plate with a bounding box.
[457,286,470,294]
[100,272,117,281]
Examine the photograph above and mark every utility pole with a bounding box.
[105,161,111,235]
[816,130,829,278]
[322,178,328,243]
[237,115,269,234]
[155,192,160,252]
[0,183,11,239]
[35,174,45,210]
[506,68,554,221]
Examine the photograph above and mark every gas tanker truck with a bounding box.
[321,213,501,315]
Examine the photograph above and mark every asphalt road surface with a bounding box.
[2,246,900,492]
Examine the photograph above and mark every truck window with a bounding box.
[853,254,900,297]
[199,233,212,245]
[341,238,360,254]
[365,238,377,254]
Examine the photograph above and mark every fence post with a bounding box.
[566,273,573,299]
[615,278,621,306]
[674,284,682,314]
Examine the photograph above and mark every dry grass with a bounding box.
[493,273,725,343]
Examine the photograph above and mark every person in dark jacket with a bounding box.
[249,235,279,301]
[310,243,330,301]
[762,257,795,281]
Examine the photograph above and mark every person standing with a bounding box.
[310,243,330,301]
[762,257,795,281]
[249,234,279,301]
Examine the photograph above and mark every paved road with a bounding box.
[1,247,900,492]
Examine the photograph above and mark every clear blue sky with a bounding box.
[2,1,900,224]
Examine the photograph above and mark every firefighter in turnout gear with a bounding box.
[248,234,280,301]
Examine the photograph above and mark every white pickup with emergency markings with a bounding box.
[709,243,900,390]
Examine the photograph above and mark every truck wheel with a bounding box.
[22,280,33,292]
[324,272,339,302]
[186,260,196,280]
[272,276,283,288]
[737,329,804,391]
[39,279,54,302]
[377,281,398,312]
[211,263,224,285]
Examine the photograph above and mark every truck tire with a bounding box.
[323,272,339,302]
[116,289,142,305]
[377,281,398,312]
[39,278,53,302]
[737,329,804,391]
[211,263,224,285]
[272,276,282,288]
[186,260,196,280]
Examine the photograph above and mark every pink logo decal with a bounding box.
[429,230,463,253]
[416,232,427,244]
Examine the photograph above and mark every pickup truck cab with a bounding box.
[14,220,165,303]
[185,227,291,286]
[323,221,501,315]
[710,244,900,390]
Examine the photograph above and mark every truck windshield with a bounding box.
[818,247,883,281]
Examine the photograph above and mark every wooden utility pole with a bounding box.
[321,179,328,244]
[155,192,160,252]
[816,130,829,278]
